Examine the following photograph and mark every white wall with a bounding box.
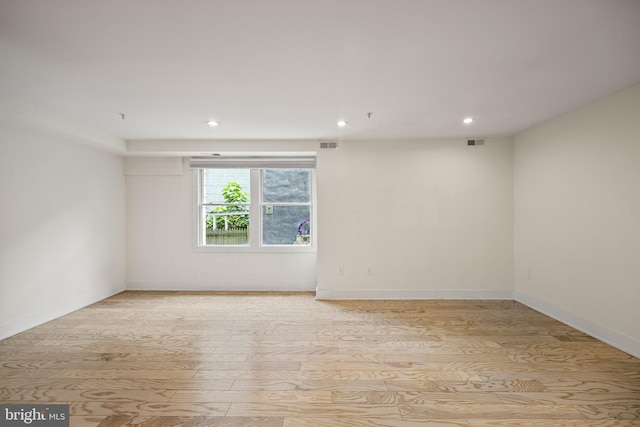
[514,84,640,357]
[125,157,317,291]
[0,109,126,339]
[316,138,514,299]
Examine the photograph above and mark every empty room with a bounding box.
[1,1,639,426]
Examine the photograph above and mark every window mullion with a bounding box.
[250,168,261,247]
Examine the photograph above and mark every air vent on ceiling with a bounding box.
[319,140,339,150]
[467,139,485,146]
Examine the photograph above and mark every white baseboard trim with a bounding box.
[315,289,514,301]
[127,281,317,292]
[515,291,640,359]
[0,284,125,340]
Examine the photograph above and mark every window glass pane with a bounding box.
[205,205,250,245]
[205,205,250,229]
[263,169,311,203]
[206,227,249,245]
[263,205,311,245]
[203,169,250,204]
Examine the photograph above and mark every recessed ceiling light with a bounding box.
[337,120,348,127]
[463,117,474,124]
[207,120,220,127]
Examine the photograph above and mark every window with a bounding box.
[192,156,315,250]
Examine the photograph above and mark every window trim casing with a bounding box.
[193,167,316,253]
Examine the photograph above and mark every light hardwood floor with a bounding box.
[1,292,639,426]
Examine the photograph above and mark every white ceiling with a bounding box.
[1,0,639,141]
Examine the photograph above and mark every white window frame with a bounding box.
[193,167,316,253]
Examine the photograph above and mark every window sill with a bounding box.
[193,245,317,254]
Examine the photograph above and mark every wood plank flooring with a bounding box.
[1,291,639,426]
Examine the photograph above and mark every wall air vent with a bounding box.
[319,140,339,150]
[467,139,485,146]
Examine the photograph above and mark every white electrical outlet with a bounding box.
[338,266,344,275]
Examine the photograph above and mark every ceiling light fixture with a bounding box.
[463,117,474,124]
[207,120,220,127]
[337,120,348,127]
